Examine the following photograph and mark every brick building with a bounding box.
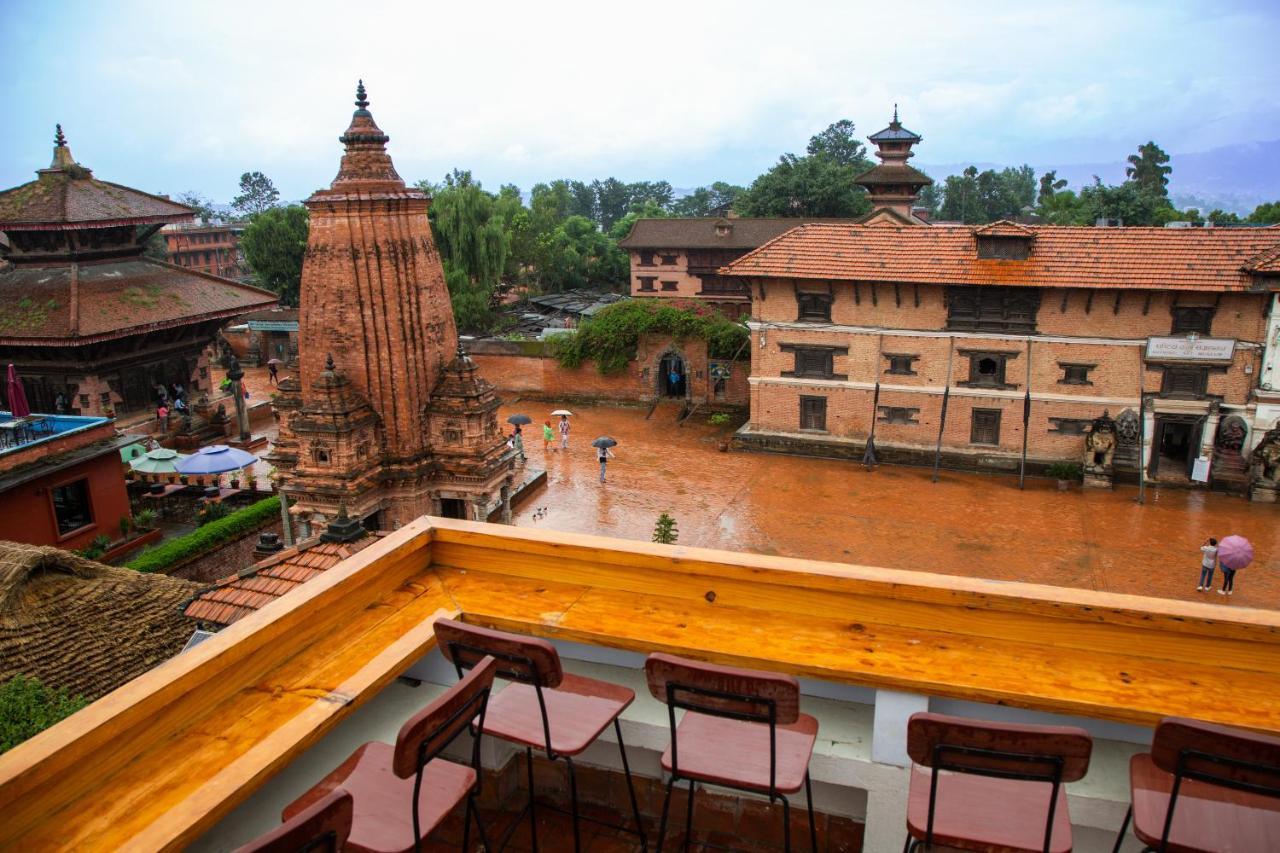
[164,222,246,279]
[269,83,516,534]
[724,220,1280,486]
[0,127,277,416]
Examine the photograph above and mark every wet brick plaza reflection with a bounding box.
[499,401,1280,609]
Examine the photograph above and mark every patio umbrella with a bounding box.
[129,447,190,475]
[506,414,533,426]
[591,436,617,449]
[1218,535,1254,570]
[551,409,573,417]
[6,364,31,418]
[267,358,284,365]
[119,442,148,463]
[175,444,258,475]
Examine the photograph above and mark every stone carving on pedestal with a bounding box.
[1083,410,1117,489]
[1248,423,1280,503]
[1112,408,1140,471]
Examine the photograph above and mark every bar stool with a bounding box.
[237,789,352,853]
[1112,716,1280,852]
[282,655,498,853]
[433,618,647,852]
[904,711,1093,853]
[644,652,819,852]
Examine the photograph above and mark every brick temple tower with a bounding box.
[270,83,516,533]
[854,106,933,225]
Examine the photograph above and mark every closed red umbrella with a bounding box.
[6,364,31,418]
[1218,535,1254,570]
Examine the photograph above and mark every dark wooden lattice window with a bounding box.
[1058,363,1094,385]
[51,479,93,535]
[796,292,833,322]
[885,354,918,375]
[947,286,1040,333]
[638,251,656,267]
[660,281,678,291]
[1048,418,1090,435]
[1171,306,1214,335]
[1161,367,1209,398]
[970,409,1002,445]
[877,406,920,425]
[660,254,678,265]
[977,236,1032,260]
[794,348,834,378]
[637,277,657,292]
[962,352,1013,387]
[800,396,827,431]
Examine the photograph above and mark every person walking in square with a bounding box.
[597,445,614,483]
[542,420,554,453]
[1197,537,1218,591]
[558,414,570,450]
[156,402,169,434]
[268,362,278,386]
[1219,563,1238,596]
[512,423,525,462]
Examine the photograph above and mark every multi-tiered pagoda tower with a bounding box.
[854,107,933,225]
[270,83,515,533]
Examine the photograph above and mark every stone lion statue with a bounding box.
[1084,410,1117,472]
[1251,425,1280,484]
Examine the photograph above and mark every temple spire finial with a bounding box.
[893,103,899,125]
[325,352,336,372]
[54,124,66,148]
[355,79,369,111]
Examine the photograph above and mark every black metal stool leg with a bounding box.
[565,756,583,852]
[469,792,493,852]
[683,779,695,852]
[804,772,818,852]
[780,794,792,853]
[656,775,677,852]
[526,746,539,853]
[614,719,648,850]
[462,794,474,852]
[1111,805,1133,853]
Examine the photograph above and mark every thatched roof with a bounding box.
[0,542,198,702]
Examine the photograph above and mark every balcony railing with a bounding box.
[1,518,1278,850]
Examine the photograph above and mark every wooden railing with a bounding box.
[2,518,1279,851]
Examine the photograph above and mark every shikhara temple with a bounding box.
[0,126,276,416]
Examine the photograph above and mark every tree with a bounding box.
[914,183,943,218]
[939,165,1036,224]
[806,119,871,169]
[240,205,309,306]
[1207,209,1241,225]
[231,171,280,218]
[670,182,746,217]
[652,512,679,545]
[1125,142,1172,199]
[426,175,510,331]
[536,215,628,292]
[176,190,219,223]
[1037,171,1067,206]
[1248,201,1280,225]
[1077,177,1173,226]
[142,229,170,261]
[592,178,632,231]
[609,202,669,241]
[737,153,871,218]
[627,180,675,210]
[1,675,87,754]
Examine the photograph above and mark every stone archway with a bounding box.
[655,347,689,399]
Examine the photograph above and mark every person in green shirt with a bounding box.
[542,420,555,453]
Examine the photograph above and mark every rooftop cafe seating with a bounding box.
[644,652,820,852]
[433,618,647,853]
[236,788,353,853]
[276,655,498,853]
[1112,716,1280,852]
[904,711,1093,853]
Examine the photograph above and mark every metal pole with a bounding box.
[1137,343,1147,505]
[1019,339,1032,489]
[932,337,955,483]
[864,334,883,470]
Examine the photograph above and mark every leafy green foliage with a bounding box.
[1046,462,1082,481]
[708,412,731,427]
[550,299,748,374]
[669,182,746,217]
[126,496,280,573]
[737,120,874,218]
[939,165,1036,224]
[176,191,219,223]
[536,215,629,293]
[1248,201,1280,225]
[240,205,309,306]
[197,501,231,526]
[1037,171,1067,206]
[805,119,870,167]
[0,675,88,754]
[425,172,511,331]
[652,512,679,545]
[1125,141,1172,199]
[231,171,280,218]
[133,508,157,530]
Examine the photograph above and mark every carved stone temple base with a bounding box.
[1249,482,1278,503]
[1083,470,1114,489]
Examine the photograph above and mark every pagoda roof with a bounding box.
[853,163,934,187]
[0,258,277,345]
[0,127,194,231]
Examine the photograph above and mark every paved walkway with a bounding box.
[500,401,1280,610]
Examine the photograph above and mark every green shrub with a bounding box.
[551,299,749,374]
[652,512,679,545]
[119,515,132,538]
[0,675,88,754]
[126,496,280,574]
[708,412,731,427]
[1046,461,1082,481]
[133,508,157,530]
[197,501,231,526]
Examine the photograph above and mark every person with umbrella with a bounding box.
[268,359,279,386]
[1217,535,1254,597]
[593,437,616,483]
[554,410,572,451]
[506,415,532,462]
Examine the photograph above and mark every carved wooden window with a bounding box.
[961,351,1016,388]
[796,292,833,323]
[885,354,918,375]
[1171,306,1214,335]
[637,277,657,292]
[1048,418,1090,435]
[1058,363,1095,385]
[977,236,1032,260]
[443,428,462,443]
[1161,366,1209,398]
[638,251,656,267]
[660,281,679,291]
[782,345,847,380]
[660,254,678,265]
[970,409,1002,445]
[799,395,827,431]
[313,447,330,464]
[878,406,920,425]
[947,286,1039,333]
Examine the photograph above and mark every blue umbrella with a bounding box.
[175,444,258,475]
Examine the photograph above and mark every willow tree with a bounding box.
[427,178,509,332]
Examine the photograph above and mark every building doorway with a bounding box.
[439,498,468,519]
[1150,416,1202,480]
[659,354,686,398]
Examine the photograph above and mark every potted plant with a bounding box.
[134,508,157,531]
[1046,461,1081,491]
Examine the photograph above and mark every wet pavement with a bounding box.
[500,401,1280,609]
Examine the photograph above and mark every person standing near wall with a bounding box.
[1197,537,1218,591]
[156,402,169,434]
[558,414,570,450]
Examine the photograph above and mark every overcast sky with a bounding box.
[4,0,1278,203]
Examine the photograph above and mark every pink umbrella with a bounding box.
[5,364,30,418]
[1218,535,1254,570]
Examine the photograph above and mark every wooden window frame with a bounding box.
[1160,366,1210,399]
[958,350,1019,389]
[877,406,920,425]
[637,277,657,292]
[946,286,1040,333]
[796,292,833,323]
[1058,363,1095,386]
[1048,418,1091,436]
[49,476,96,541]
[799,395,828,432]
[660,281,679,292]
[884,353,919,376]
[970,408,1002,445]
[1170,306,1214,336]
[781,344,848,380]
[660,253,678,266]
[638,251,656,267]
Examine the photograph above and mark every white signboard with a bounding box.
[1191,455,1212,483]
[1145,336,1236,362]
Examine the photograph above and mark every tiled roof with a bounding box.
[0,258,277,344]
[720,223,1280,292]
[1245,246,1280,274]
[617,217,855,250]
[0,170,194,230]
[974,220,1036,237]
[853,163,933,186]
[183,536,380,628]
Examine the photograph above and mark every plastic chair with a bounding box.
[283,655,498,853]
[237,789,353,853]
[433,618,646,852]
[644,652,819,852]
[904,711,1093,853]
[1112,716,1280,852]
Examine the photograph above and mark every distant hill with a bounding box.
[920,139,1280,216]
